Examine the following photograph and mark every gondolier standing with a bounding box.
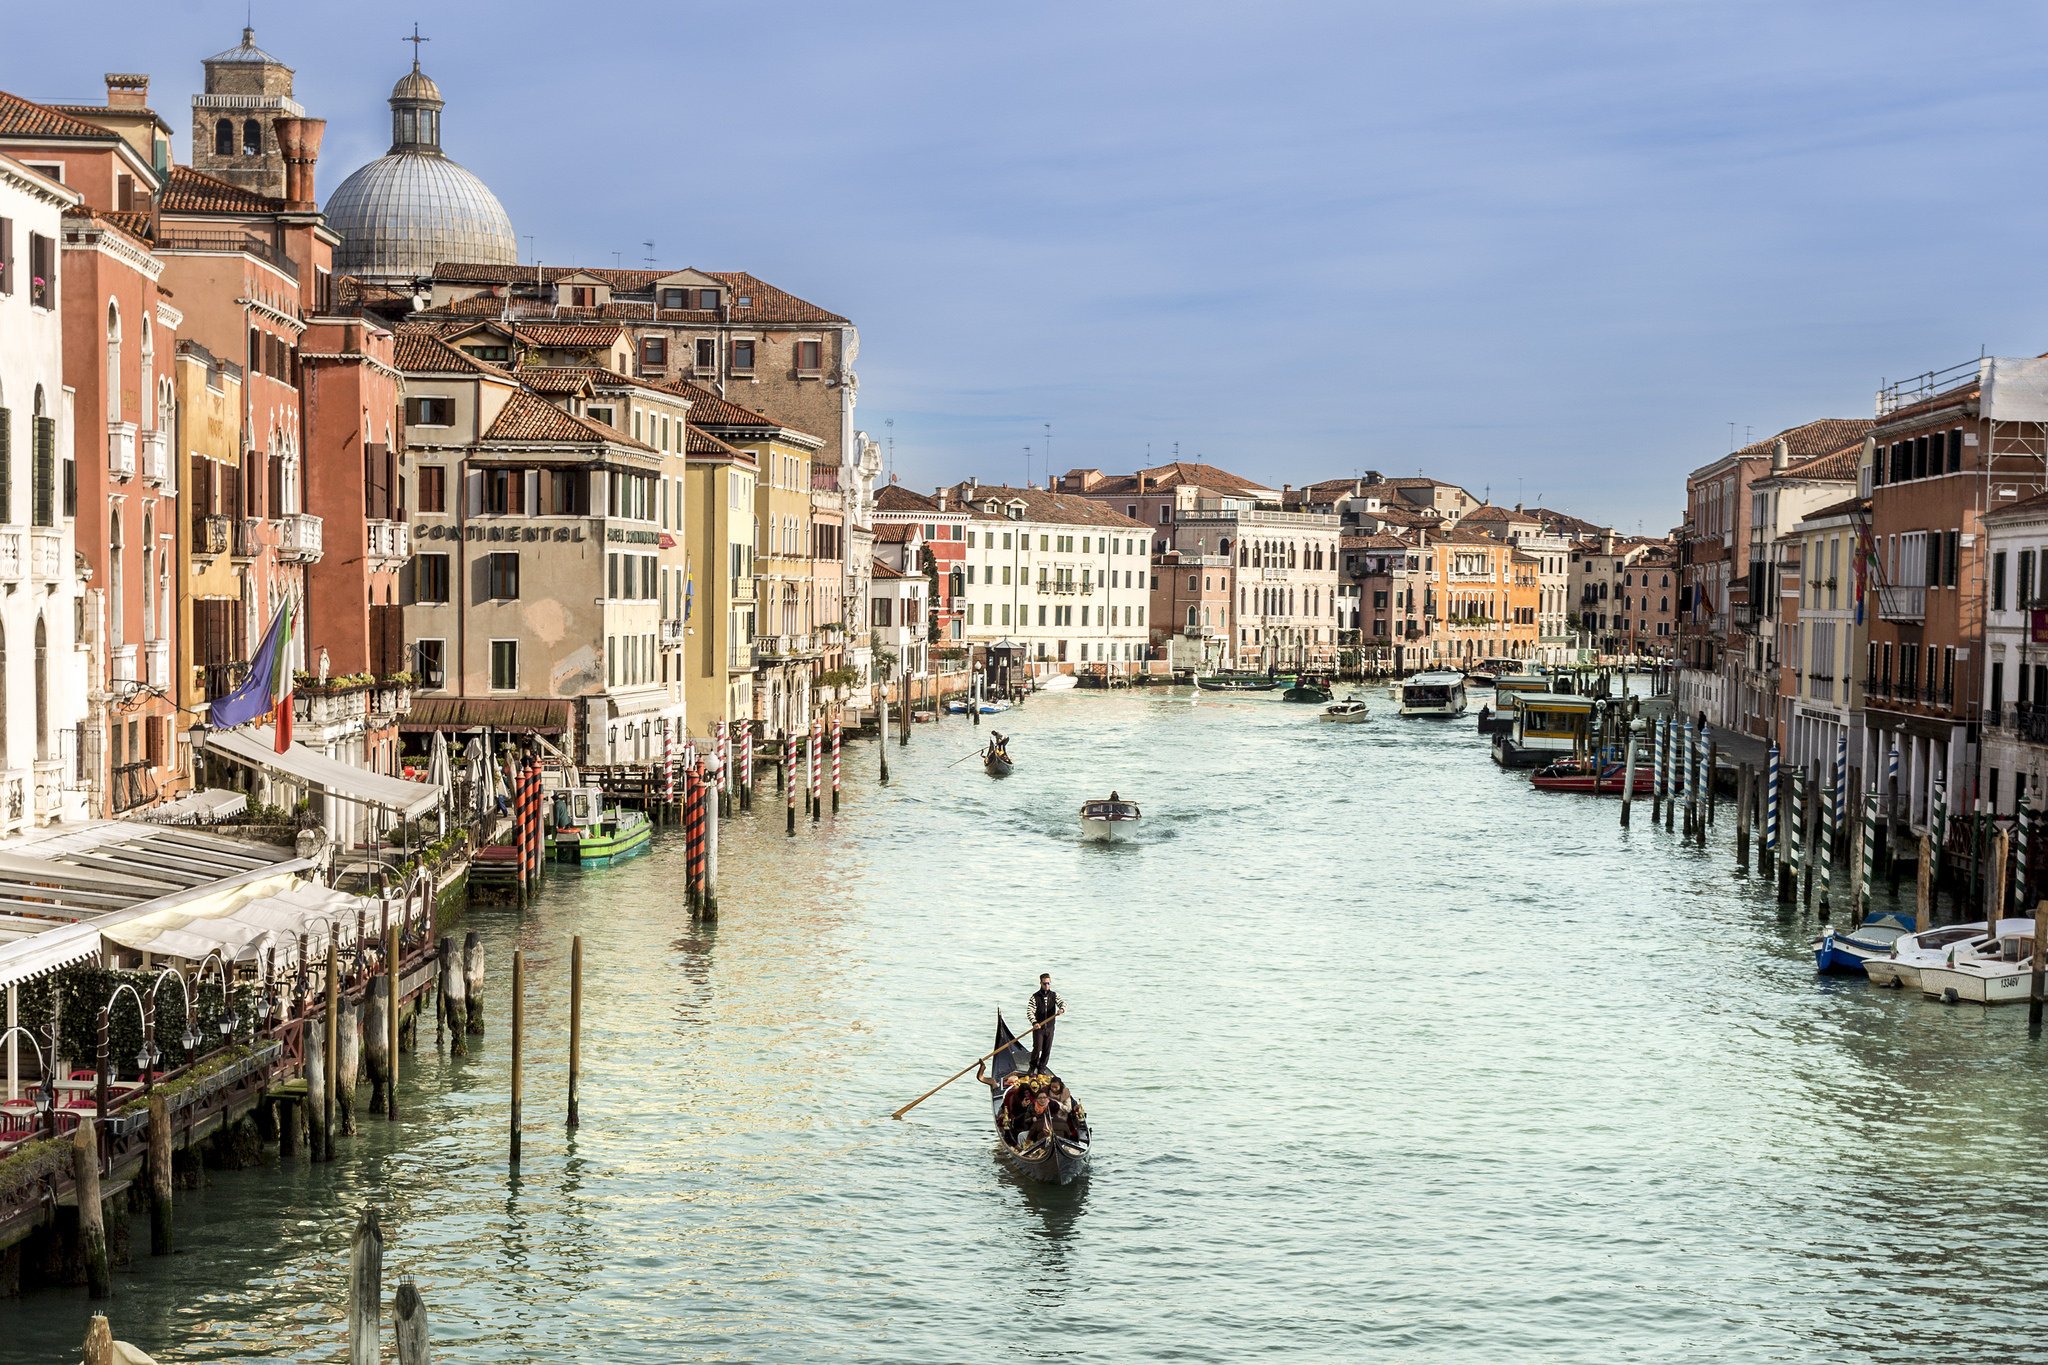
[1028,973,1064,1072]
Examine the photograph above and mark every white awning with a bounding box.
[198,726,441,820]
[143,788,249,825]
[98,874,373,975]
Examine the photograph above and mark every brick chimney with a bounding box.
[104,74,150,109]
[273,117,326,211]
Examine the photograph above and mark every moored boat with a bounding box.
[1492,692,1594,769]
[1918,930,2041,1003]
[1398,671,1468,718]
[1079,793,1141,842]
[989,1012,1090,1185]
[1865,918,2032,989]
[549,785,652,867]
[1528,754,1652,795]
[1813,909,1918,975]
[1318,700,1371,723]
[1037,673,1079,692]
[1477,673,1553,735]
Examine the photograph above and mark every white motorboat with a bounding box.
[1919,931,2041,1005]
[1037,673,1078,692]
[1865,918,2031,989]
[1398,671,1468,718]
[1079,794,1141,842]
[1318,700,1371,723]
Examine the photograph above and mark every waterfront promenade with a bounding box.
[12,691,2047,1361]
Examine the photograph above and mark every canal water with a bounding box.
[11,689,2048,1361]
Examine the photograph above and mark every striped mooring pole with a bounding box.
[1789,765,1805,887]
[1886,738,1901,882]
[1858,791,1877,914]
[809,713,822,822]
[1679,720,1694,834]
[1663,718,1677,832]
[1765,741,1780,861]
[1818,767,1837,914]
[1832,733,1848,861]
[2016,790,2032,913]
[1932,776,1947,913]
[786,733,798,836]
[831,713,843,813]
[1652,717,1667,815]
[1693,723,1710,842]
[741,723,754,812]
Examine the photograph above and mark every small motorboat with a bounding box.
[1282,677,1334,704]
[989,1012,1090,1185]
[1194,672,1279,692]
[983,733,1014,778]
[548,785,652,867]
[1813,909,1918,975]
[1318,700,1371,723]
[1918,931,2041,1004]
[1037,673,1078,693]
[1865,918,2032,989]
[946,698,1012,715]
[1079,792,1141,842]
[1529,755,1652,795]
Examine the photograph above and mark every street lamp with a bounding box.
[99,982,147,1120]
[196,948,239,1038]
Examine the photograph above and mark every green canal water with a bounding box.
[9,689,2048,1361]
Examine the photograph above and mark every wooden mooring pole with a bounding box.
[73,1116,110,1298]
[1735,764,1751,872]
[510,948,525,1166]
[387,919,401,1120]
[568,935,583,1131]
[147,1093,173,1255]
[323,947,340,1162]
[464,931,485,1036]
[1619,732,1638,829]
[441,936,465,1058]
[394,1277,432,1364]
[1915,835,1934,935]
[2031,896,2048,1031]
[349,1206,383,1365]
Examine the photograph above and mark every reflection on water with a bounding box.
[15,690,2048,1360]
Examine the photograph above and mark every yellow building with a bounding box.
[174,340,243,755]
[682,425,757,746]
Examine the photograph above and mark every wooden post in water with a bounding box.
[1915,835,1934,935]
[387,919,401,1120]
[2031,896,2048,1030]
[73,1116,109,1298]
[393,1277,431,1364]
[147,1093,173,1255]
[510,948,524,1166]
[567,935,582,1131]
[1987,828,2011,942]
[703,774,720,918]
[879,682,891,786]
[1619,732,1638,829]
[349,1206,383,1365]
[441,937,466,1059]
[323,948,340,1162]
[338,997,362,1136]
[1735,765,1751,872]
[434,936,448,1050]
[463,932,485,1036]
[1706,737,1718,829]
[83,1314,113,1365]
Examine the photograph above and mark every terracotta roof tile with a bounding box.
[1777,439,1863,482]
[0,90,121,142]
[874,522,916,543]
[871,557,909,580]
[485,390,653,449]
[946,483,1149,530]
[1798,495,1871,524]
[515,322,623,350]
[519,363,673,398]
[162,165,280,215]
[393,331,509,377]
[686,424,746,458]
[1725,417,1874,466]
[875,484,942,513]
[422,263,849,324]
[1876,383,1979,430]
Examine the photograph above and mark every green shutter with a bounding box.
[32,416,54,528]
[0,408,10,524]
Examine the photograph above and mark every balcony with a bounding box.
[193,515,231,558]
[33,760,63,820]
[367,519,410,563]
[200,662,243,701]
[107,422,137,481]
[660,618,687,647]
[145,639,170,691]
[29,529,61,583]
[233,517,262,561]
[277,512,324,563]
[110,643,139,689]
[0,530,22,582]
[140,428,170,486]
[728,639,753,673]
[295,683,370,733]
[1877,584,1926,623]
[110,761,156,814]
[369,681,413,719]
[0,768,27,837]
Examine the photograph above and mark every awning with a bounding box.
[99,875,368,975]
[143,788,249,825]
[401,697,574,734]
[198,726,440,820]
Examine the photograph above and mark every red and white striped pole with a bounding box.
[785,733,797,836]
[740,723,753,812]
[831,712,842,814]
[809,712,822,822]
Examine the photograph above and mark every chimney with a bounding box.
[104,73,149,110]
[1137,473,1150,492]
[935,488,948,512]
[1601,527,1617,556]
[1771,437,1790,472]
[273,117,327,211]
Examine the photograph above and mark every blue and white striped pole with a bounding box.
[1832,733,1849,863]
[1653,718,1667,805]
[1766,741,1780,863]
[1818,763,1836,913]
[1680,720,1695,835]
[1695,722,1711,843]
[2015,788,2031,913]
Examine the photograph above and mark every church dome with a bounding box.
[323,55,515,282]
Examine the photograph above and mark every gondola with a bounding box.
[989,1012,1091,1185]
[983,740,1014,777]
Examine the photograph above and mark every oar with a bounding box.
[891,1010,1064,1119]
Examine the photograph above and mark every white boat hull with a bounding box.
[1919,961,2034,1004]
[1038,674,1078,692]
[1080,817,1135,843]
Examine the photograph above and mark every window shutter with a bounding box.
[0,218,11,296]
[0,408,10,524]
[32,415,54,527]
[268,452,284,517]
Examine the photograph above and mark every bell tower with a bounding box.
[191,27,303,197]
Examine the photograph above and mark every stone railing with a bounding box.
[140,428,170,487]
[0,529,24,581]
[33,759,63,818]
[29,529,62,582]
[277,512,323,563]
[145,639,170,691]
[0,767,29,836]
[107,421,136,481]
[368,520,410,562]
[295,685,370,731]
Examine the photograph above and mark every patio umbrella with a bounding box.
[426,731,450,836]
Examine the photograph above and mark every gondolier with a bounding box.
[1028,973,1064,1072]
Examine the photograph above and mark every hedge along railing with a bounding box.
[17,967,260,1082]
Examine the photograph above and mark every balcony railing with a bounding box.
[154,228,299,282]
[193,515,231,558]
[367,519,410,563]
[276,512,323,563]
[201,661,244,701]
[29,529,61,582]
[233,517,262,560]
[728,639,753,672]
[107,421,137,481]
[111,760,156,814]
[1877,584,1926,622]
[145,639,170,691]
[660,618,687,646]
[0,768,28,836]
[110,643,139,688]
[0,530,23,581]
[295,685,370,732]
[140,428,170,486]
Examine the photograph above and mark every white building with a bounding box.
[1980,492,2048,813]
[0,155,91,830]
[948,483,1151,675]
[869,523,929,686]
[1172,502,1340,671]
[1784,497,1865,790]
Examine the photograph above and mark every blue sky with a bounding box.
[20,1,2048,530]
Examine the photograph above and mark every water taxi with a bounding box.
[1916,930,2041,1002]
[549,785,652,867]
[1080,793,1141,842]
[1528,754,1652,795]
[1865,919,2032,990]
[1318,699,1371,723]
[1477,672,1552,735]
[1397,671,1468,718]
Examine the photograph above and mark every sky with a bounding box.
[17,1,2048,531]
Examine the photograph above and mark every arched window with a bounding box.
[242,119,261,156]
[108,512,124,649]
[142,511,155,639]
[106,302,121,422]
[139,316,153,425]
[214,119,234,156]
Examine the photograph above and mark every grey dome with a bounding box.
[325,152,516,282]
[206,27,288,65]
[391,68,443,105]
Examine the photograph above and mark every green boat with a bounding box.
[1282,678,1333,703]
[1194,672,1284,692]
[549,786,653,867]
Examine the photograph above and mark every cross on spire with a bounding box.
[403,22,430,69]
